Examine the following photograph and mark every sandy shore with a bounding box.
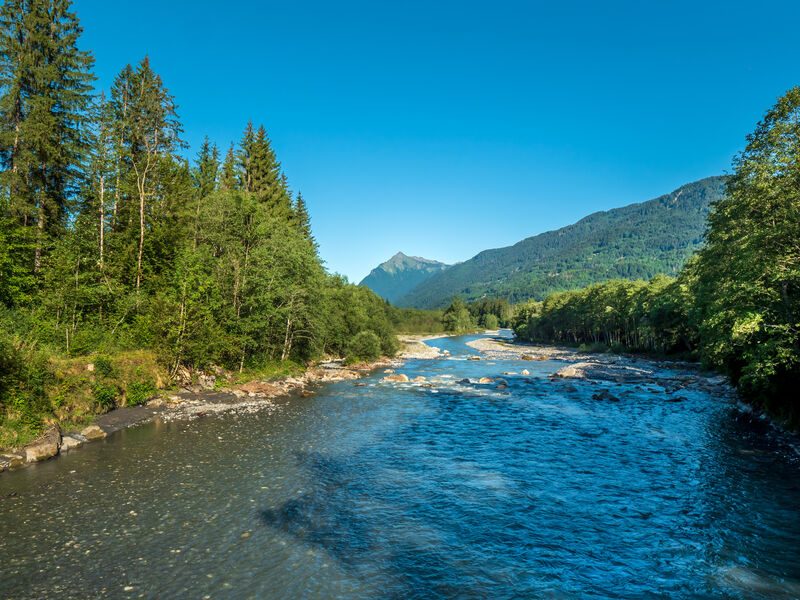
[398,334,448,359]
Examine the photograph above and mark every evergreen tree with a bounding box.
[0,0,94,274]
[219,143,238,191]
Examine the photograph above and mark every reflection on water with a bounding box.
[1,334,799,598]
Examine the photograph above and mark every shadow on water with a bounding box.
[259,450,484,599]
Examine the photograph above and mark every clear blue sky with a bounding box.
[74,0,800,282]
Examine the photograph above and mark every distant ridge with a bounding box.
[359,252,449,303]
[398,176,728,308]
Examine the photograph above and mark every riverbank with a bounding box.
[0,356,400,474]
[466,334,734,396]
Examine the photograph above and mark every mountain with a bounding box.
[398,176,728,308]
[359,252,450,303]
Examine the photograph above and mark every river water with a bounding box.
[1,333,800,599]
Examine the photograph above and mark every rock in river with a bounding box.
[23,427,61,463]
[384,374,409,383]
[592,390,620,402]
[60,433,87,451]
[81,425,108,440]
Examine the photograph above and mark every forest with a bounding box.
[0,1,399,447]
[513,87,800,425]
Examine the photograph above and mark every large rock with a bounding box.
[81,425,108,440]
[60,433,87,451]
[239,381,282,396]
[24,427,61,463]
[383,374,409,383]
[1,453,26,470]
[478,377,494,384]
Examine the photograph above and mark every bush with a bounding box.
[92,382,118,410]
[94,355,115,378]
[126,380,157,406]
[482,314,499,330]
[346,330,382,363]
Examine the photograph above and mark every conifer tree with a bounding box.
[219,143,238,191]
[0,0,94,274]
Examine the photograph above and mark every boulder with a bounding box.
[239,381,282,396]
[1,453,26,470]
[60,433,87,451]
[81,425,108,440]
[24,427,61,463]
[383,374,409,383]
[198,373,216,390]
[520,354,534,361]
[412,376,427,383]
[467,356,481,361]
[383,369,395,374]
[521,369,530,376]
[457,378,471,385]
[478,377,494,384]
[592,390,620,402]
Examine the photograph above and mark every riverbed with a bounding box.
[1,333,799,598]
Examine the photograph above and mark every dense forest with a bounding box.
[400,177,727,308]
[0,0,400,447]
[513,88,800,425]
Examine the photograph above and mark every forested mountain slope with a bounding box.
[399,176,727,308]
[359,252,449,303]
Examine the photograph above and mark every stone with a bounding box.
[478,377,494,384]
[86,363,95,372]
[457,378,471,384]
[81,425,108,440]
[413,376,427,383]
[24,427,61,463]
[521,369,530,376]
[592,390,620,402]
[60,433,87,451]
[198,373,216,390]
[383,374,409,383]
[239,381,282,396]
[467,356,481,361]
[520,354,534,361]
[2,453,26,470]
[383,369,395,374]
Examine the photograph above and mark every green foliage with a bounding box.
[346,331,382,363]
[688,87,800,423]
[126,381,156,406]
[442,298,476,333]
[513,277,695,356]
[402,177,728,308]
[94,356,115,378]
[482,314,499,329]
[0,1,402,445]
[389,307,444,334]
[91,382,118,410]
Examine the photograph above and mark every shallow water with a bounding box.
[2,333,800,599]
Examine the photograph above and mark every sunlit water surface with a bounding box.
[2,333,800,598]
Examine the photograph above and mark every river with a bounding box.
[1,333,800,598]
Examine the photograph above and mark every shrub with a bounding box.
[94,355,115,378]
[92,382,118,410]
[346,330,382,363]
[127,380,157,406]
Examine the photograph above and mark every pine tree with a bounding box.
[219,143,238,191]
[109,57,183,295]
[0,0,94,274]
[292,192,314,243]
[191,137,218,246]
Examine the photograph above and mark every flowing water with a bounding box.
[2,333,800,599]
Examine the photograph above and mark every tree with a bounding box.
[0,0,94,275]
[691,87,800,419]
[442,297,474,333]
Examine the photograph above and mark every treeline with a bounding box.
[442,297,512,333]
[0,0,396,445]
[514,87,800,424]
